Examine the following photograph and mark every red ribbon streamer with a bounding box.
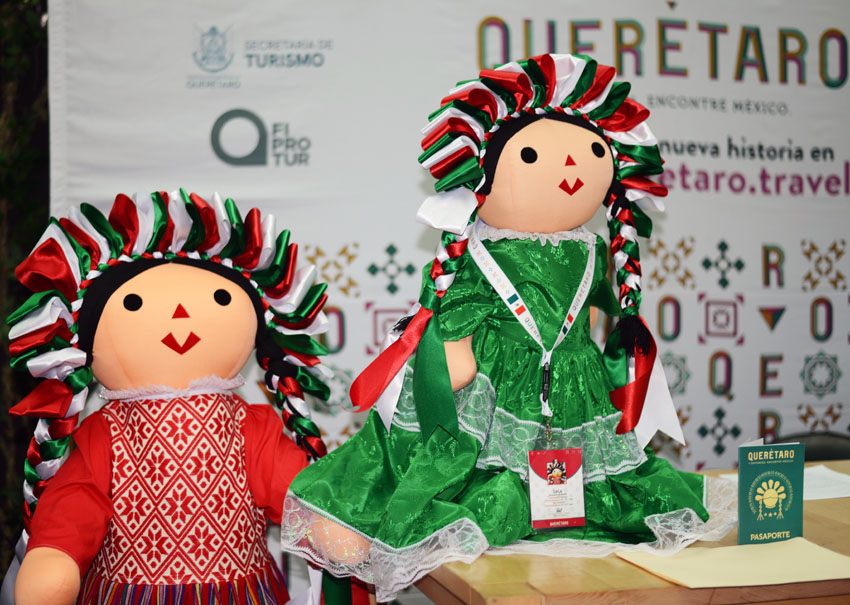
[610,328,657,435]
[349,307,433,412]
[10,379,73,418]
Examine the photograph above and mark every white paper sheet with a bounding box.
[719,464,850,501]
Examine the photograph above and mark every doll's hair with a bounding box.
[8,190,331,538]
[417,54,667,351]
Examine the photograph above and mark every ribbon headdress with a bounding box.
[8,189,331,539]
[350,53,679,447]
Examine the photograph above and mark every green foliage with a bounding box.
[0,0,49,569]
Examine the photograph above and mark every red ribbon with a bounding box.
[233,207,263,269]
[610,329,657,435]
[9,320,74,357]
[10,379,74,418]
[596,98,650,133]
[349,307,433,412]
[189,192,221,252]
[109,193,140,255]
[15,238,79,301]
[479,69,532,111]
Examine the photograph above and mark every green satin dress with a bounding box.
[281,228,710,598]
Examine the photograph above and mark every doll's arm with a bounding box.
[16,413,112,603]
[15,547,79,605]
[242,403,308,523]
[444,335,476,391]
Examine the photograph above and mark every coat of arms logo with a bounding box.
[193,26,234,73]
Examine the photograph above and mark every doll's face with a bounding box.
[91,263,258,390]
[478,118,614,233]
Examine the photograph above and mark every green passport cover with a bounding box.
[738,443,805,545]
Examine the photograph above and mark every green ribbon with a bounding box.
[268,331,328,357]
[219,197,246,259]
[428,99,493,131]
[147,191,169,252]
[602,326,629,390]
[435,159,482,193]
[587,81,631,121]
[80,203,123,259]
[294,367,330,400]
[51,218,91,284]
[411,262,460,443]
[287,414,322,439]
[39,436,71,460]
[561,57,596,107]
[179,188,206,251]
[321,571,352,605]
[269,283,328,324]
[251,230,291,287]
[66,367,93,394]
[610,141,664,171]
[8,290,70,325]
[617,163,663,180]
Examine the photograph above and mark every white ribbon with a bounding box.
[416,188,478,235]
[8,297,74,340]
[26,348,88,380]
[267,265,317,313]
[69,205,112,265]
[550,54,589,107]
[131,192,156,255]
[168,191,193,251]
[421,106,486,144]
[629,355,686,449]
[273,312,329,337]
[204,192,233,256]
[256,214,276,270]
[375,302,421,432]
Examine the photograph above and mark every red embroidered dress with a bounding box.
[27,378,306,604]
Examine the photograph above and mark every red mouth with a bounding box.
[161,332,201,355]
[559,177,584,196]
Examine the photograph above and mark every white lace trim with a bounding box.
[99,374,245,401]
[280,494,489,603]
[476,221,596,247]
[490,475,738,557]
[280,477,737,601]
[390,368,647,484]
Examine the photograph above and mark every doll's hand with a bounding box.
[589,307,599,329]
[308,517,370,565]
[444,335,476,391]
[15,547,80,605]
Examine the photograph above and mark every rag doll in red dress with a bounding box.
[5,190,330,604]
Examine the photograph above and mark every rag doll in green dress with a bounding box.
[280,54,736,602]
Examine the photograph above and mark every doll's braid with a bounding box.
[604,185,652,354]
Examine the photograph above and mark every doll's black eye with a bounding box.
[520,147,538,163]
[214,289,232,306]
[591,142,606,158]
[123,294,143,311]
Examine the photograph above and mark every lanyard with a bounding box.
[468,221,596,418]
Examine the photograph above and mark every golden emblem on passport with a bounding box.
[748,472,793,521]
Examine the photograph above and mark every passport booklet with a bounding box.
[738,442,804,545]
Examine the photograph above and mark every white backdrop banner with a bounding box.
[49,0,850,470]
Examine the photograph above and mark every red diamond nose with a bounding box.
[172,304,190,319]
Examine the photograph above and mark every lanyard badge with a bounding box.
[468,222,595,530]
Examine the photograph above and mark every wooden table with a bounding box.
[415,460,850,604]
